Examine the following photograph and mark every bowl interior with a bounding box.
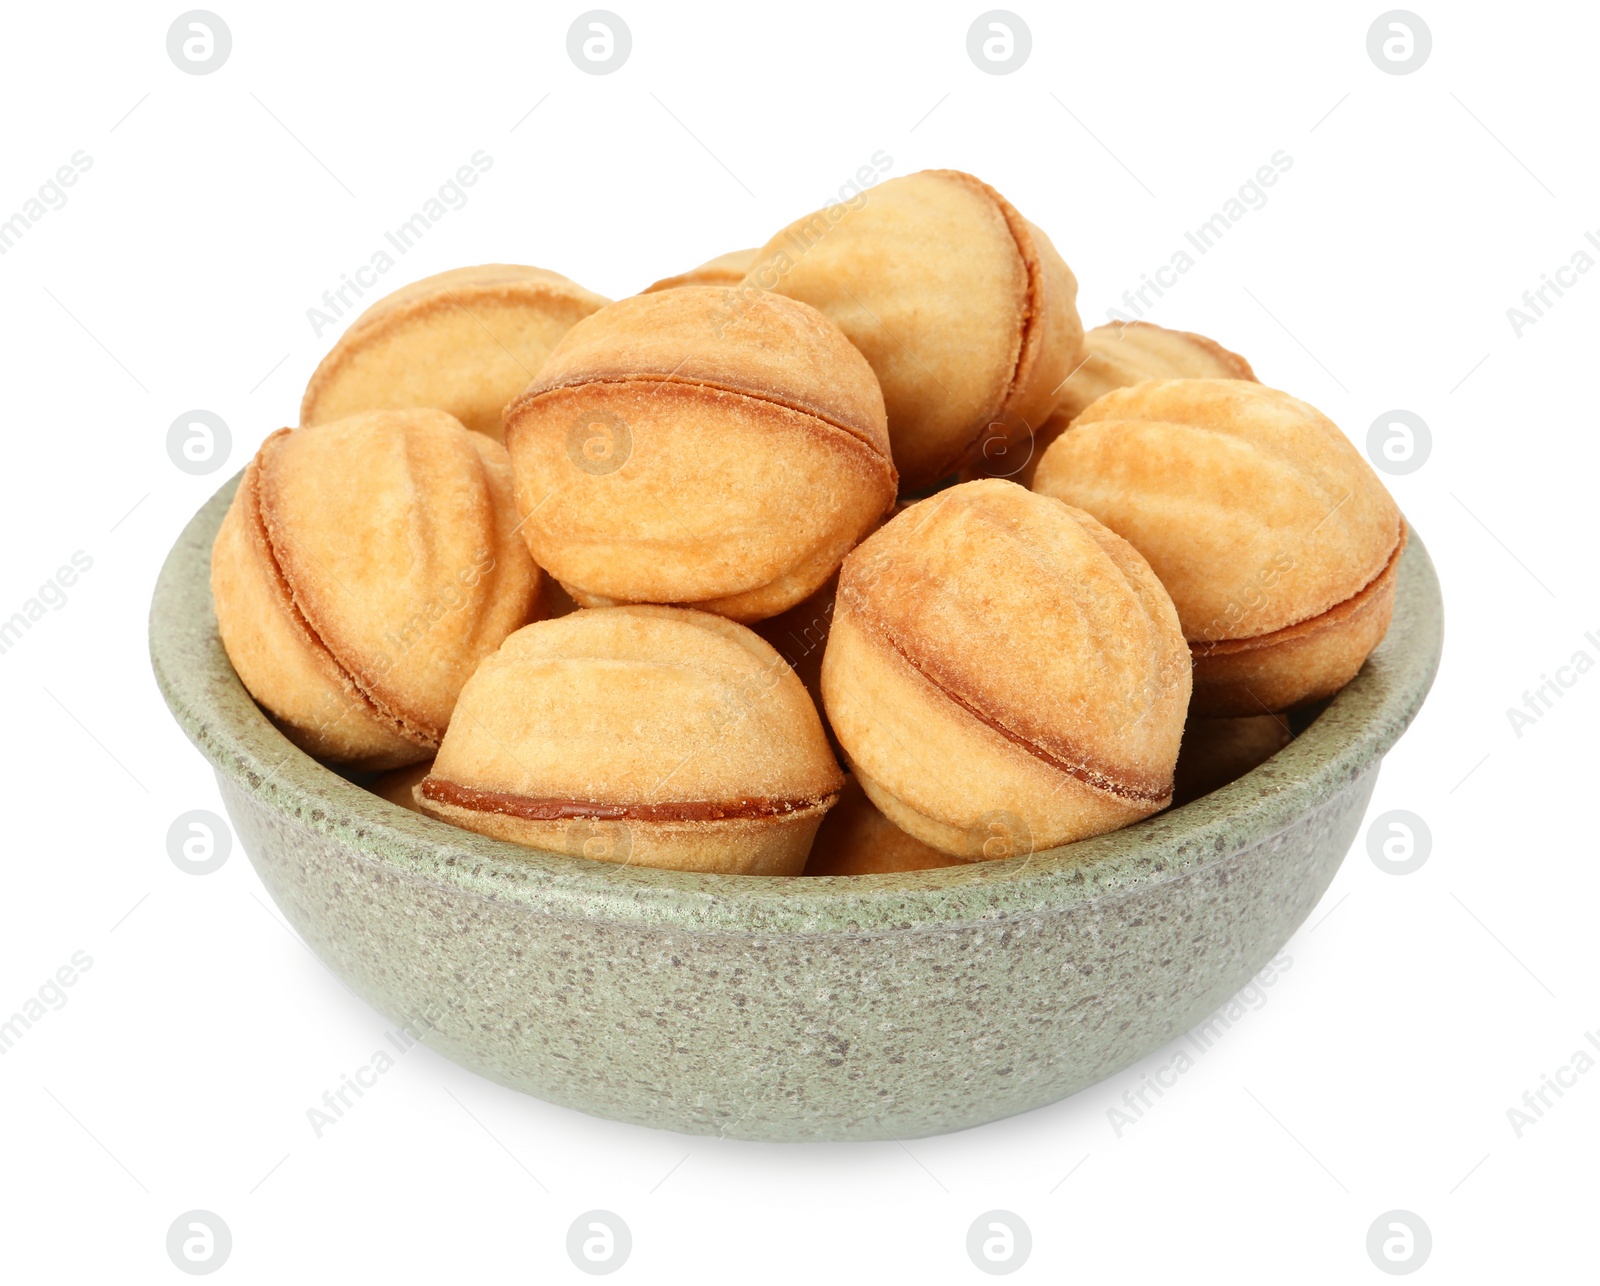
[151,474,1443,936]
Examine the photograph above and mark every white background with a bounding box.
[1,1,1595,1280]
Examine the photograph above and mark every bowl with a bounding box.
[151,476,1443,1141]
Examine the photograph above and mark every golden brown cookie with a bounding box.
[972,320,1256,484]
[503,285,896,623]
[1172,716,1291,806]
[643,248,759,293]
[301,265,608,441]
[803,777,963,875]
[211,409,540,770]
[417,606,844,874]
[820,480,1191,857]
[1032,379,1405,715]
[747,170,1084,490]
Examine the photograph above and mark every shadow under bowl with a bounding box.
[151,476,1443,1141]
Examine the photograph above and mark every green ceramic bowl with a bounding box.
[151,476,1442,1141]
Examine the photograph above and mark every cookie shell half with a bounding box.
[748,170,1084,490]
[301,265,608,441]
[417,606,844,874]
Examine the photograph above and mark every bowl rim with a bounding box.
[151,474,1443,937]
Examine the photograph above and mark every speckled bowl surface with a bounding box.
[151,477,1442,1141]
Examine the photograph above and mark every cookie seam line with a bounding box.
[418,776,838,823]
[1188,520,1407,656]
[926,169,1042,476]
[836,596,1173,805]
[506,372,896,474]
[253,436,444,749]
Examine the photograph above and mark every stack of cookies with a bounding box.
[212,169,1405,878]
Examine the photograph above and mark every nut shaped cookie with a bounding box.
[643,248,759,293]
[973,320,1256,484]
[803,777,963,876]
[747,170,1084,489]
[821,480,1191,857]
[1032,379,1405,715]
[417,606,844,874]
[301,265,608,441]
[503,286,896,623]
[211,409,540,770]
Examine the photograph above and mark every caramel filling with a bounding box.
[419,776,834,823]
[983,185,1044,421]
